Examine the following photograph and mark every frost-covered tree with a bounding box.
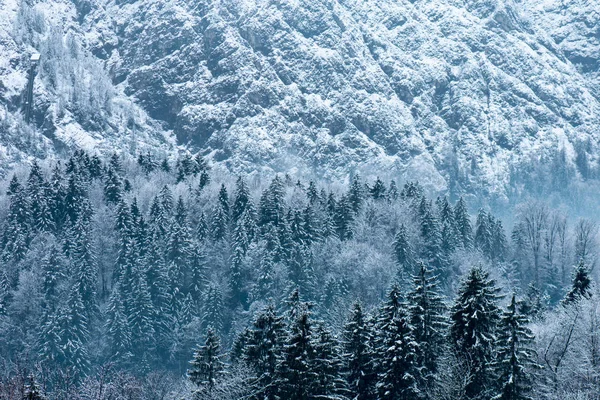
[188,327,225,396]
[492,294,539,400]
[343,302,376,400]
[450,266,502,399]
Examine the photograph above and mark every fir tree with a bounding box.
[492,294,539,400]
[259,176,286,228]
[450,266,502,399]
[233,176,251,223]
[275,306,319,399]
[348,174,365,214]
[454,197,473,249]
[105,284,132,366]
[343,302,376,400]
[244,305,286,400]
[202,284,224,334]
[334,194,354,240]
[24,374,45,400]
[188,327,225,396]
[563,260,592,305]
[408,262,447,388]
[393,224,414,279]
[103,166,123,205]
[475,209,493,259]
[377,305,419,400]
[369,177,387,200]
[313,325,349,398]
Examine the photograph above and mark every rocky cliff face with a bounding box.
[1,0,599,200]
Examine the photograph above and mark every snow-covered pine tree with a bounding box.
[313,324,349,399]
[105,283,132,367]
[492,294,539,400]
[233,176,251,223]
[202,284,224,334]
[369,177,387,200]
[243,305,286,400]
[408,262,447,389]
[343,302,376,400]
[450,265,502,399]
[334,194,354,240]
[103,166,123,205]
[562,259,592,305]
[475,209,493,259]
[127,265,156,363]
[348,174,365,214]
[418,198,448,285]
[377,302,420,400]
[454,197,473,249]
[23,374,46,400]
[393,224,414,280]
[188,327,225,396]
[275,305,319,399]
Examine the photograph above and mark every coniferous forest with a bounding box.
[0,151,599,400]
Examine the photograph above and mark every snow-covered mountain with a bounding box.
[1,0,599,200]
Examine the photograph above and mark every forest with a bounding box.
[0,150,598,399]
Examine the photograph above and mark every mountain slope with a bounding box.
[1,0,599,201]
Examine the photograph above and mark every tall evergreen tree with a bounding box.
[369,177,387,200]
[188,327,225,396]
[348,174,365,214]
[408,262,447,388]
[454,197,473,249]
[244,305,286,400]
[450,266,502,399]
[563,260,592,305]
[492,294,539,400]
[343,302,376,400]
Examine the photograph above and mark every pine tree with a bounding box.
[419,198,448,284]
[335,195,354,240]
[233,176,251,223]
[563,260,592,305]
[377,305,419,400]
[259,176,286,228]
[69,217,98,317]
[389,180,399,201]
[343,302,376,400]
[454,197,473,249]
[313,324,349,398]
[59,284,90,378]
[41,242,66,312]
[105,284,132,366]
[450,266,502,399]
[393,224,413,279]
[103,166,123,205]
[188,327,225,396]
[48,163,67,232]
[2,176,31,262]
[348,174,365,214]
[244,305,286,400]
[369,177,387,200]
[24,374,45,400]
[0,271,10,315]
[408,262,447,388]
[275,306,319,399]
[475,209,493,259]
[492,294,539,400]
[306,181,319,205]
[128,266,156,362]
[202,284,224,334]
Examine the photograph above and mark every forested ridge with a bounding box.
[0,151,598,399]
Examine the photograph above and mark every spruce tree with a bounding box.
[244,305,286,400]
[202,284,224,334]
[188,327,225,396]
[313,324,349,398]
[369,177,387,200]
[377,304,419,400]
[24,374,46,400]
[275,306,319,399]
[475,209,493,259]
[393,224,413,279]
[450,266,502,399]
[233,176,251,223]
[105,284,132,366]
[103,166,123,205]
[563,260,592,305]
[492,294,539,400]
[408,262,447,388]
[348,174,365,214]
[343,302,376,400]
[454,197,473,249]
